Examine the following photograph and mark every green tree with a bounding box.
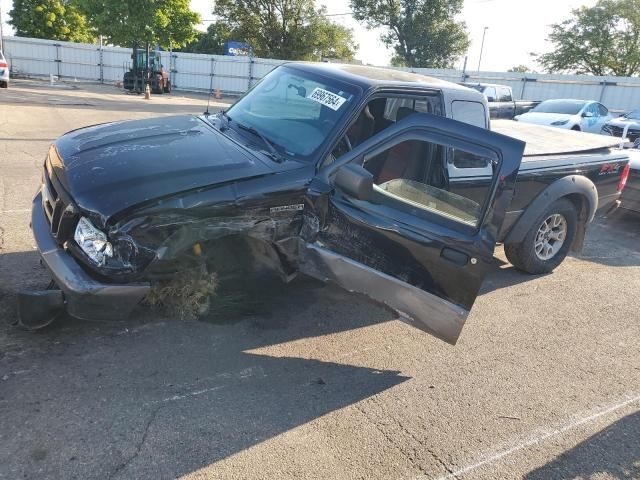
[78,0,200,48]
[508,65,531,73]
[537,0,640,76]
[182,23,231,55]
[350,0,469,68]
[211,0,357,61]
[9,0,94,42]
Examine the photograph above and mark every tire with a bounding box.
[163,80,171,94]
[0,81,7,88]
[571,125,581,131]
[504,198,578,274]
[152,75,164,94]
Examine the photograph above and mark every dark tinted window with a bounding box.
[483,87,497,101]
[598,104,609,116]
[532,100,588,115]
[497,87,512,102]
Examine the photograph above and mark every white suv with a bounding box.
[0,51,9,88]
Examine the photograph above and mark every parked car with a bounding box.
[515,99,613,133]
[460,82,539,119]
[0,51,9,88]
[601,109,640,142]
[16,63,630,347]
[620,148,640,214]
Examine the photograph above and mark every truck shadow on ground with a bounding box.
[524,411,640,480]
[0,251,408,479]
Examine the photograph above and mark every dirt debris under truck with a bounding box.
[17,62,629,345]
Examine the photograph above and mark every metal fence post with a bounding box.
[54,43,61,78]
[248,55,254,92]
[170,51,177,88]
[599,81,607,103]
[98,36,104,83]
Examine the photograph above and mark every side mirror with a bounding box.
[333,163,373,201]
[583,111,594,118]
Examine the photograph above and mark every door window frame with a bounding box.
[332,125,503,236]
[321,88,445,169]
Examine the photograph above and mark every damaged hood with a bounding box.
[51,115,279,218]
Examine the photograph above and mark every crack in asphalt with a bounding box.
[370,396,460,479]
[108,405,163,480]
[354,402,433,477]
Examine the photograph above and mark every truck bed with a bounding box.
[491,120,621,158]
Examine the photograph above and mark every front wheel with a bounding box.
[163,80,172,93]
[504,198,578,274]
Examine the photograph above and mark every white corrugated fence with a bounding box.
[3,35,640,111]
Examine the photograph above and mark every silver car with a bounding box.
[0,51,8,88]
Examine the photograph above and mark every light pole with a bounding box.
[477,26,488,72]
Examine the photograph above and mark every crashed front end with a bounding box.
[19,153,151,328]
[20,141,304,329]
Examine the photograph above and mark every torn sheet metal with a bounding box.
[299,242,468,344]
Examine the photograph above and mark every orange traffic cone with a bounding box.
[144,84,151,100]
[215,88,222,99]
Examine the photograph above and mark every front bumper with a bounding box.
[28,192,150,322]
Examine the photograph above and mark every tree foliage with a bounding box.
[210,0,357,61]
[508,65,531,73]
[9,0,94,43]
[182,23,231,55]
[77,0,201,48]
[537,0,640,76]
[350,0,469,68]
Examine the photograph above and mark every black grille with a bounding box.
[42,168,78,245]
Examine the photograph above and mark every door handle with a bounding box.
[441,247,469,266]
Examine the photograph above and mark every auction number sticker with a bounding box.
[308,88,347,111]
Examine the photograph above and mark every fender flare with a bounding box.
[504,175,598,247]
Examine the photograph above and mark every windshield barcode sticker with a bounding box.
[308,88,347,111]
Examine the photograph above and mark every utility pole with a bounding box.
[477,26,488,72]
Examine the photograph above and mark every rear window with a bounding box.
[533,100,587,115]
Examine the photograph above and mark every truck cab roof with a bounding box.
[284,62,488,118]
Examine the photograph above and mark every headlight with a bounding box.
[551,119,570,126]
[74,217,113,266]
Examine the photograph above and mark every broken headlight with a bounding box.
[74,217,114,266]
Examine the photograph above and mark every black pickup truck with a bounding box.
[18,63,630,345]
[460,83,539,119]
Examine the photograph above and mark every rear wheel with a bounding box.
[504,198,578,274]
[571,125,581,131]
[163,80,172,94]
[152,75,164,94]
[0,81,8,88]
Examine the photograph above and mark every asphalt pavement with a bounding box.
[0,80,639,480]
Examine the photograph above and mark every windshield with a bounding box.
[225,66,359,160]
[624,110,640,120]
[532,100,587,115]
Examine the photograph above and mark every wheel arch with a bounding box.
[504,175,598,252]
